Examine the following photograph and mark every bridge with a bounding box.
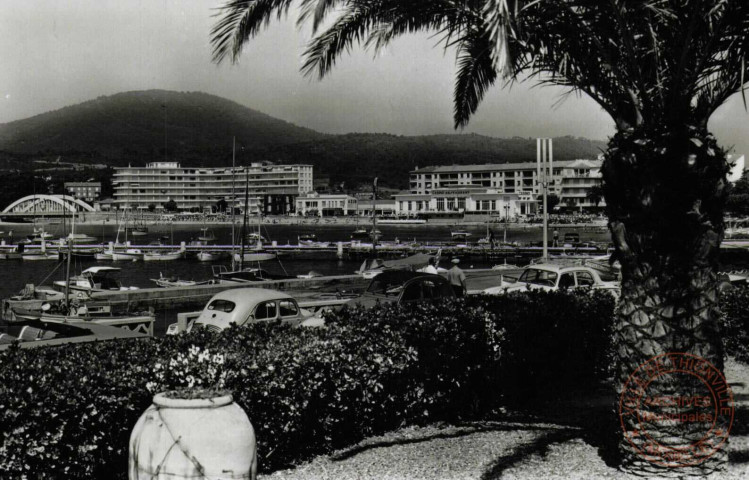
[2,195,95,215]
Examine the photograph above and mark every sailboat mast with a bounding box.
[64,208,75,311]
[372,178,378,259]
[231,137,236,271]
[240,170,249,271]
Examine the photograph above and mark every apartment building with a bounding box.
[64,182,102,202]
[112,162,313,214]
[397,159,604,216]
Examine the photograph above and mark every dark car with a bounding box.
[345,271,455,309]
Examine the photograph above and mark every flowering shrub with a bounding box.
[0,291,630,478]
[146,344,226,393]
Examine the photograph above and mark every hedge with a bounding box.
[1,287,745,479]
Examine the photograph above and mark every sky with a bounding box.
[0,0,748,156]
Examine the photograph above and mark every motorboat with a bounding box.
[52,266,139,294]
[22,251,60,261]
[245,232,267,244]
[0,318,151,350]
[66,233,98,243]
[111,249,144,261]
[197,250,227,262]
[143,250,184,262]
[233,251,276,263]
[451,231,471,240]
[95,250,114,261]
[298,233,318,243]
[350,228,370,240]
[128,226,149,236]
[151,273,211,288]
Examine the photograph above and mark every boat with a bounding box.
[245,232,267,244]
[111,249,144,261]
[298,233,318,243]
[52,266,139,294]
[198,228,217,242]
[95,249,114,261]
[8,304,155,337]
[211,265,294,284]
[22,251,60,261]
[197,250,227,262]
[233,251,277,263]
[351,228,370,240]
[451,231,471,240]
[143,249,184,262]
[128,226,148,236]
[357,252,442,279]
[66,233,98,243]
[0,318,151,350]
[150,273,212,288]
[376,218,426,225]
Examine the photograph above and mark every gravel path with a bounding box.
[261,358,749,480]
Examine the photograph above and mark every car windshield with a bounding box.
[207,299,236,313]
[518,268,558,287]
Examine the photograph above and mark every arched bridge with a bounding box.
[2,195,95,214]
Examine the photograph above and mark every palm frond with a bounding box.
[453,29,497,128]
[211,0,294,64]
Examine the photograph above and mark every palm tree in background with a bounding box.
[212,1,749,475]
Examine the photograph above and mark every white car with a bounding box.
[167,288,319,334]
[483,263,619,296]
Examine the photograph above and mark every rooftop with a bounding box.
[412,159,601,174]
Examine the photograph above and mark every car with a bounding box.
[167,288,317,334]
[482,263,620,296]
[345,270,455,310]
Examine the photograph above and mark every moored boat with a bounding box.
[143,250,184,262]
[52,266,139,294]
[111,249,144,261]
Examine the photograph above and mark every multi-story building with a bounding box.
[398,159,604,216]
[112,162,313,214]
[64,182,102,202]
[295,193,358,216]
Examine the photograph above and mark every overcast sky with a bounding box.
[1,0,747,156]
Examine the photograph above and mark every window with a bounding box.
[576,271,595,287]
[559,273,575,289]
[457,198,466,210]
[279,300,299,317]
[207,299,235,313]
[436,198,445,211]
[518,268,558,287]
[400,282,422,303]
[254,301,277,320]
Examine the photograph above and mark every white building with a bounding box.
[295,193,357,216]
[113,162,313,213]
[401,159,604,216]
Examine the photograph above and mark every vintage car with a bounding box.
[345,270,455,310]
[167,288,317,334]
[483,263,620,296]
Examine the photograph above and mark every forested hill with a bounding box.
[0,90,606,189]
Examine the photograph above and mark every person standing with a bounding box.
[447,258,466,297]
[423,257,439,274]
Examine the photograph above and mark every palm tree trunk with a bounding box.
[603,125,730,477]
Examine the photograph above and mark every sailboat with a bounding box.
[198,227,217,242]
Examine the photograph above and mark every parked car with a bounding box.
[345,271,455,310]
[483,263,620,296]
[167,288,317,334]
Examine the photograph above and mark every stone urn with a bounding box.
[129,390,257,479]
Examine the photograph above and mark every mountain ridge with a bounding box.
[0,90,607,189]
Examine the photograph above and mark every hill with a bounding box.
[0,90,607,189]
[0,90,324,160]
